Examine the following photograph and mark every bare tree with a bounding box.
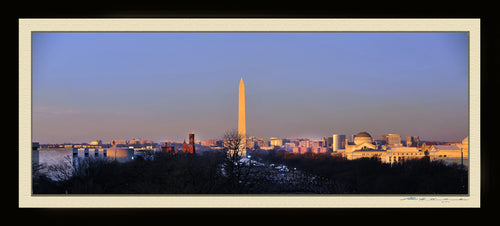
[220,129,265,193]
[222,129,246,163]
[32,162,46,193]
[32,162,45,179]
[220,129,244,192]
[47,155,74,181]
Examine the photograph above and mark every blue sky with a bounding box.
[32,32,469,143]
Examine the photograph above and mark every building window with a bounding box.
[103,152,107,157]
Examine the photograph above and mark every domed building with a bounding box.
[346,131,379,152]
[344,131,381,160]
[354,131,373,145]
[340,131,430,164]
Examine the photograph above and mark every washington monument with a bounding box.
[238,77,246,156]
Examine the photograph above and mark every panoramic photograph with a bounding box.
[31,31,469,195]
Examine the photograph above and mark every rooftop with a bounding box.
[356,131,372,138]
[432,145,460,151]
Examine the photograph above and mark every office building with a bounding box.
[406,136,420,147]
[270,137,283,147]
[332,134,346,152]
[383,134,402,147]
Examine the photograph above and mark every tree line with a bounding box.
[32,130,467,194]
[253,150,468,194]
[33,150,467,194]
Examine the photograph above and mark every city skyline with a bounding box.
[32,32,469,144]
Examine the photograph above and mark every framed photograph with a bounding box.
[19,18,480,207]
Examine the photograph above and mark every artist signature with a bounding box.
[400,197,469,203]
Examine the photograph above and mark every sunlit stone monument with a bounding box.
[238,77,247,156]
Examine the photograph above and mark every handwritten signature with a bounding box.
[400,197,468,203]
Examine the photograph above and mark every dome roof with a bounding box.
[356,131,372,138]
[354,132,373,145]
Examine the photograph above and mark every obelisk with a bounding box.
[238,77,246,156]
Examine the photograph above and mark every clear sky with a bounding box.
[32,32,469,144]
